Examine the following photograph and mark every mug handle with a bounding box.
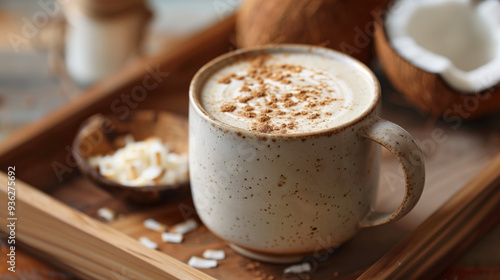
[358,118,425,227]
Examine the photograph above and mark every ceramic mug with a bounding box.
[188,45,425,263]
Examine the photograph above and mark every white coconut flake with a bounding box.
[141,166,164,180]
[161,232,183,243]
[124,134,135,144]
[139,237,158,250]
[171,219,198,234]
[87,135,188,187]
[97,207,115,222]
[202,249,226,260]
[88,156,102,169]
[143,218,166,232]
[188,256,218,269]
[283,262,312,274]
[98,156,115,177]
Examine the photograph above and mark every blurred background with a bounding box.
[0,0,241,141]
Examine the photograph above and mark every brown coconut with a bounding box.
[374,11,500,119]
[236,0,389,64]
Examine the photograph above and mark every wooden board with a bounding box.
[1,13,500,280]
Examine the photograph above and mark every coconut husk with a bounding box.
[236,0,389,64]
[374,10,500,119]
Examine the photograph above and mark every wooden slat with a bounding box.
[358,153,500,280]
[0,172,215,280]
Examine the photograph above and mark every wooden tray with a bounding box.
[1,14,500,280]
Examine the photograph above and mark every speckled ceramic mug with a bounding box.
[189,45,425,263]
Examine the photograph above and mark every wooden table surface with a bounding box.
[1,1,500,279]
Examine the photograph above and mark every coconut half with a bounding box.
[236,0,390,64]
[376,0,500,118]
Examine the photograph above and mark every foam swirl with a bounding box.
[201,53,373,134]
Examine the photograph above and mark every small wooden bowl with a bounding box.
[72,110,189,203]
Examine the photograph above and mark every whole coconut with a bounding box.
[236,0,388,64]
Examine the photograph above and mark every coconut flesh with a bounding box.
[385,0,500,93]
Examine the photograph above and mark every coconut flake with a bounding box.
[202,249,226,260]
[96,207,115,222]
[143,218,166,232]
[188,256,218,269]
[171,219,198,234]
[124,134,135,144]
[283,262,312,274]
[139,237,158,250]
[141,166,164,180]
[87,135,188,186]
[161,232,183,243]
[88,155,102,169]
[98,155,115,177]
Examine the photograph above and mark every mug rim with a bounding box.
[189,44,381,139]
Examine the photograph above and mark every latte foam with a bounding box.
[201,52,375,134]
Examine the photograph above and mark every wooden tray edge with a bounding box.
[0,171,216,280]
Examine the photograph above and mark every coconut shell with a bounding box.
[374,11,500,119]
[236,0,389,64]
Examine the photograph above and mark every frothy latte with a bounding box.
[201,52,375,134]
